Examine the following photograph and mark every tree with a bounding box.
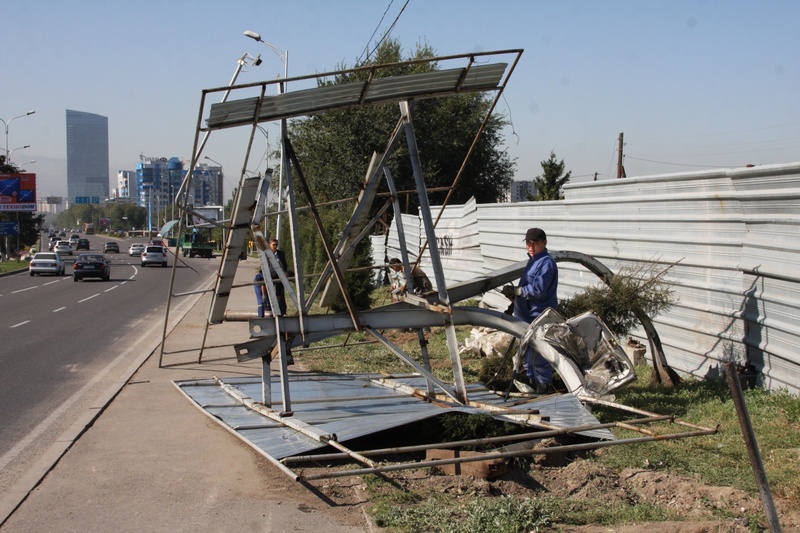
[284,39,515,310]
[529,151,571,201]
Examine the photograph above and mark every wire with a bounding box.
[363,0,410,63]
[359,0,394,65]
[624,155,735,168]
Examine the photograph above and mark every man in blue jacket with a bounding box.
[502,227,559,393]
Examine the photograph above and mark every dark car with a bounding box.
[73,253,111,282]
[103,242,120,253]
[76,238,91,250]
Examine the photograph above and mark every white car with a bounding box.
[29,252,66,276]
[68,235,80,247]
[54,240,72,256]
[129,243,146,256]
[141,245,168,267]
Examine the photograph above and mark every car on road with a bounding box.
[128,243,146,256]
[141,245,168,267]
[54,240,72,256]
[29,252,66,276]
[149,239,165,247]
[69,235,80,246]
[73,253,111,281]
[76,238,91,250]
[48,236,59,251]
[103,242,120,253]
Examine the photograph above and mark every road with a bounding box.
[0,234,220,497]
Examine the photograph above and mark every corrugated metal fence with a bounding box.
[378,162,800,393]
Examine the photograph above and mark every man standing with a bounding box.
[502,227,559,393]
[265,239,288,316]
[254,268,267,317]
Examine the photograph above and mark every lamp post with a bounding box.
[1,111,35,164]
[245,30,288,243]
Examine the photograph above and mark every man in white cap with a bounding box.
[502,227,559,393]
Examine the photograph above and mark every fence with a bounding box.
[377,161,800,393]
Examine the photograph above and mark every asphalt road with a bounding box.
[0,234,220,496]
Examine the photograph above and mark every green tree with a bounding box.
[529,151,571,201]
[284,39,515,310]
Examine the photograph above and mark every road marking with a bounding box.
[78,294,100,303]
[104,285,118,292]
[11,320,31,328]
[44,279,64,285]
[11,286,37,294]
[53,307,67,312]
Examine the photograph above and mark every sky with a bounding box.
[2,0,798,200]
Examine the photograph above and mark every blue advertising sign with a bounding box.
[74,197,90,204]
[0,221,20,236]
[0,173,37,212]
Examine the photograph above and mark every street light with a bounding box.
[245,30,288,243]
[1,110,35,164]
[1,144,31,161]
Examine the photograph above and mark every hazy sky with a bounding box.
[3,0,798,199]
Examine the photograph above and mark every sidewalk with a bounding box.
[0,258,374,533]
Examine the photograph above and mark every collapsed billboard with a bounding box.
[0,173,37,212]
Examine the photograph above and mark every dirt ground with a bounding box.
[292,444,800,533]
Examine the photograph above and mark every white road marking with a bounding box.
[53,307,67,312]
[11,286,37,294]
[78,294,100,303]
[11,320,31,328]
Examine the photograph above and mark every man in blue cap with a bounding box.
[502,227,559,393]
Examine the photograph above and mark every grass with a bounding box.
[294,288,800,531]
[0,259,28,274]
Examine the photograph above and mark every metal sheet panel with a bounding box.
[175,374,613,461]
[207,63,508,129]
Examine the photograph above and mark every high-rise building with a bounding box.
[510,180,535,202]
[187,162,224,207]
[135,156,184,211]
[66,110,109,206]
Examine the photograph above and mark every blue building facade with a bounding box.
[66,109,109,206]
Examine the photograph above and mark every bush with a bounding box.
[559,262,676,338]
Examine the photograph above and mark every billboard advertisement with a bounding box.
[0,173,37,212]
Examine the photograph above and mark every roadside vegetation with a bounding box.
[296,288,800,532]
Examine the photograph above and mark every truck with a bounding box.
[180,231,215,258]
[84,222,95,235]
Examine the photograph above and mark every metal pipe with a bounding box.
[723,362,782,532]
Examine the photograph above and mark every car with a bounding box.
[54,240,72,256]
[73,253,111,281]
[129,243,146,256]
[69,235,80,246]
[48,236,59,251]
[76,238,91,250]
[149,239,165,247]
[141,245,168,267]
[29,252,66,276]
[103,242,120,253]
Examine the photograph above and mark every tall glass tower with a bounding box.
[66,110,109,205]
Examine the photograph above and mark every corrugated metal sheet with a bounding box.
[175,374,614,461]
[207,63,509,130]
[378,162,800,393]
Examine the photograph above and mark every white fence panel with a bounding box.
[374,161,800,392]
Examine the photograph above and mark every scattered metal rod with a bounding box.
[298,427,718,481]
[283,414,674,464]
[723,362,783,533]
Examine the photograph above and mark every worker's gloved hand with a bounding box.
[501,285,518,299]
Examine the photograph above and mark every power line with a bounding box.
[363,0,410,63]
[359,0,395,65]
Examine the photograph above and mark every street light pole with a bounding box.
[244,30,288,243]
[1,111,35,164]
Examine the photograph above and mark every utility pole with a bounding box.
[617,132,626,178]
